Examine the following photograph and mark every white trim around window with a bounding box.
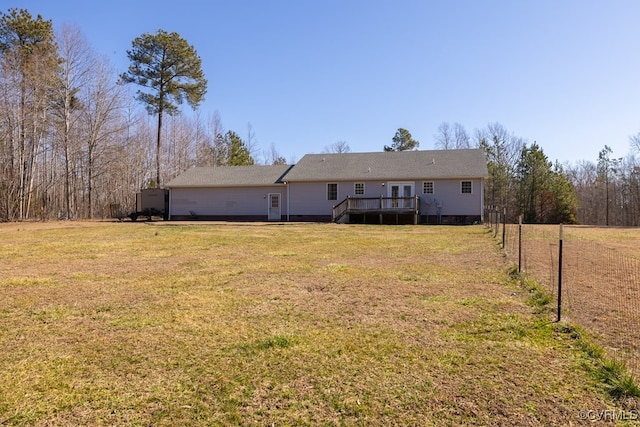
[327,182,338,200]
[354,182,365,195]
[461,180,472,194]
[422,181,434,194]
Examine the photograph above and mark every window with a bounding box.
[327,183,338,200]
[422,181,434,194]
[354,182,365,195]
[461,181,472,194]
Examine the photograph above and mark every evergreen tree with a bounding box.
[225,130,254,166]
[548,162,578,224]
[516,143,577,223]
[516,143,551,222]
[384,128,419,151]
[121,29,207,186]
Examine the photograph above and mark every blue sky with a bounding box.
[12,0,640,165]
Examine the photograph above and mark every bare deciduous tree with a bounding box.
[262,143,286,165]
[435,122,453,149]
[453,122,471,149]
[630,132,640,154]
[163,115,198,180]
[78,47,128,217]
[0,8,59,220]
[245,122,261,163]
[54,23,93,219]
[436,122,471,150]
[323,140,351,154]
[478,122,524,218]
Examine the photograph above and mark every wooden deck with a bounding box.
[332,196,420,224]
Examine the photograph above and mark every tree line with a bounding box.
[475,122,640,226]
[0,9,257,221]
[390,123,640,226]
[2,8,639,225]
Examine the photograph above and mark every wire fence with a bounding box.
[486,207,640,380]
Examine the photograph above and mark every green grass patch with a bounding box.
[1,277,56,287]
[507,265,553,313]
[235,334,298,354]
[560,324,640,401]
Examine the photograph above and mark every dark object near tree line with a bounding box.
[111,188,169,221]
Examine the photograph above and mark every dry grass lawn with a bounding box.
[0,221,632,425]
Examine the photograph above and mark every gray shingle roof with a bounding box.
[165,165,293,187]
[282,149,488,182]
[165,149,488,188]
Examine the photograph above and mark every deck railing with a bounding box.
[332,196,419,223]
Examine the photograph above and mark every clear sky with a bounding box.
[11,0,640,165]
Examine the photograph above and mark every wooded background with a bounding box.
[2,9,639,225]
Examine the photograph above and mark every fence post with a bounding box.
[502,207,506,248]
[491,205,496,232]
[557,224,564,322]
[489,205,493,231]
[518,215,522,274]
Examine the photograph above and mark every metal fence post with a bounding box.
[557,224,564,322]
[502,207,506,248]
[518,216,522,274]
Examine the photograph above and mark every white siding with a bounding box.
[169,178,484,220]
[418,179,484,216]
[288,182,335,216]
[170,186,287,217]
[289,179,484,217]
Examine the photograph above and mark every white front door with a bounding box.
[268,193,281,221]
[388,183,413,207]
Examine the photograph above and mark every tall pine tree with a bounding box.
[121,30,207,187]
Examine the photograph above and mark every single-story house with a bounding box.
[166,148,488,224]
